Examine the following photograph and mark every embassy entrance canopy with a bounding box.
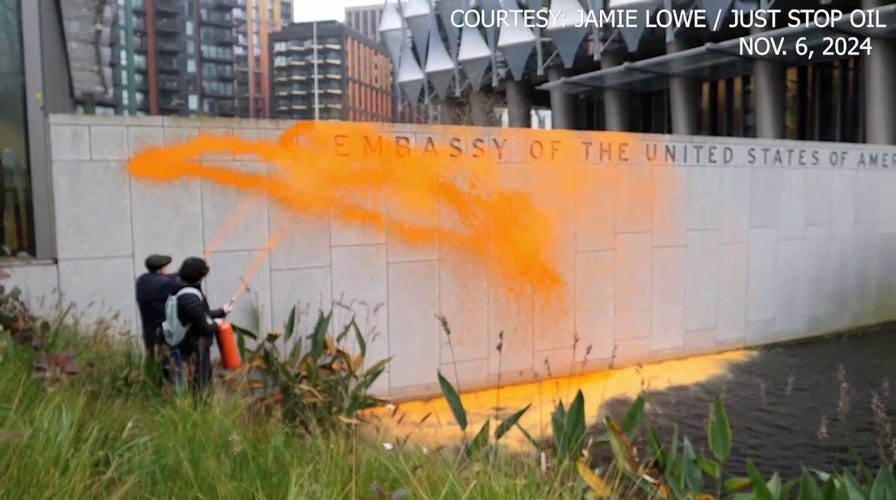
[538,3,896,95]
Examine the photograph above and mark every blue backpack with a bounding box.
[161,287,202,347]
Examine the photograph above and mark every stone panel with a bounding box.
[747,228,777,322]
[576,165,616,250]
[575,250,615,361]
[686,167,720,230]
[650,247,685,351]
[685,230,719,332]
[130,176,203,275]
[51,125,90,160]
[750,170,782,228]
[717,243,748,341]
[58,256,137,332]
[488,281,534,376]
[204,249,274,336]
[802,226,834,331]
[615,165,652,233]
[269,267,332,333]
[127,126,164,156]
[652,167,687,247]
[439,249,489,364]
[534,234,576,352]
[719,168,751,243]
[774,239,805,334]
[331,245,389,394]
[878,173,896,232]
[89,126,128,160]
[855,170,881,225]
[269,206,331,270]
[201,180,270,253]
[4,263,59,317]
[53,161,132,259]
[806,170,833,226]
[779,169,806,240]
[614,233,651,340]
[831,171,856,236]
[875,233,896,319]
[388,261,440,390]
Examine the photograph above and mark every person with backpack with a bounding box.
[160,256,233,396]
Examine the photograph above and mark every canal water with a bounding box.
[598,325,896,480]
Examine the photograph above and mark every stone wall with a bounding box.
[10,113,896,399]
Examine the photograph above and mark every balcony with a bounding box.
[206,71,236,81]
[155,17,180,33]
[158,76,180,91]
[159,96,186,111]
[201,13,233,27]
[157,40,180,53]
[202,0,237,11]
[155,0,180,14]
[157,58,180,73]
[202,51,233,62]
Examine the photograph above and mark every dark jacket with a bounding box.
[169,279,226,351]
[135,272,178,342]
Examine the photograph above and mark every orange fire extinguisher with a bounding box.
[216,321,241,369]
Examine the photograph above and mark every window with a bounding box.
[187,59,196,72]
[186,21,193,35]
[0,0,35,255]
[189,94,198,110]
[187,40,195,54]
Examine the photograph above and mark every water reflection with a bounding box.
[599,326,896,479]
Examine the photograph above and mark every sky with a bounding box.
[294,0,385,23]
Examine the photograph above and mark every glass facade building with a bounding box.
[0,0,35,257]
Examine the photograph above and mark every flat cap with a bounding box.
[144,254,172,272]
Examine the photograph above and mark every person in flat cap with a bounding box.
[135,254,178,367]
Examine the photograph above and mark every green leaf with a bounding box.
[514,422,540,450]
[561,390,586,461]
[495,403,530,441]
[730,494,756,500]
[284,305,297,341]
[799,470,823,500]
[231,323,258,340]
[467,420,489,456]
[767,472,783,498]
[842,471,869,500]
[725,476,752,491]
[620,394,645,438]
[681,436,704,492]
[437,371,467,432]
[747,460,775,500]
[606,416,637,474]
[236,326,247,359]
[707,394,732,463]
[336,320,352,343]
[871,466,896,500]
[353,320,367,357]
[697,457,721,479]
[309,310,331,357]
[647,426,667,471]
[821,477,839,500]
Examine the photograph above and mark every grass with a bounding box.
[0,328,594,499]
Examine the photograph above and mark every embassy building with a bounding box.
[381,0,896,145]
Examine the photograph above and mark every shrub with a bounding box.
[227,306,390,432]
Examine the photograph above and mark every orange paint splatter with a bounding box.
[128,121,669,309]
[204,196,258,259]
[231,226,286,301]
